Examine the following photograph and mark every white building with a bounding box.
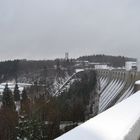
[94,64,108,69]
[125,61,137,71]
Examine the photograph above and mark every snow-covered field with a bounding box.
[0,82,32,94]
[55,91,140,140]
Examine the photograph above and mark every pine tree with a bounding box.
[21,88,30,116]
[1,84,18,139]
[2,83,15,111]
[14,83,20,101]
[16,116,46,140]
[21,88,28,102]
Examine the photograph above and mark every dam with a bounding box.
[97,69,140,113]
[56,69,140,140]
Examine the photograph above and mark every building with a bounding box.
[125,61,137,71]
[65,52,69,60]
[94,63,108,69]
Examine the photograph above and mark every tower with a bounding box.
[65,52,69,60]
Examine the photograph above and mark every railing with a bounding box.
[55,91,140,140]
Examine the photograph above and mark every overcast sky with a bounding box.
[0,0,140,60]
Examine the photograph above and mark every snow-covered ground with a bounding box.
[0,82,32,94]
[55,91,140,140]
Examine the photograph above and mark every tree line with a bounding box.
[78,54,137,67]
[0,59,75,83]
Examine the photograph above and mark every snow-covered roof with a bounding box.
[55,91,140,140]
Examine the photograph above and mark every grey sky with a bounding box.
[0,0,140,60]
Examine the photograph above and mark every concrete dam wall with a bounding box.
[97,69,140,113]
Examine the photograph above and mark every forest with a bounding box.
[0,70,98,140]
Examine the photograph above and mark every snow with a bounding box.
[75,69,84,73]
[1,82,32,86]
[135,80,140,85]
[55,91,140,140]
[0,82,31,93]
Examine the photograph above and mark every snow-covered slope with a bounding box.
[55,91,140,140]
[0,82,32,93]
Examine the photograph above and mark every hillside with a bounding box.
[77,54,137,67]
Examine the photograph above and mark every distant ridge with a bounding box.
[77,54,137,68]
